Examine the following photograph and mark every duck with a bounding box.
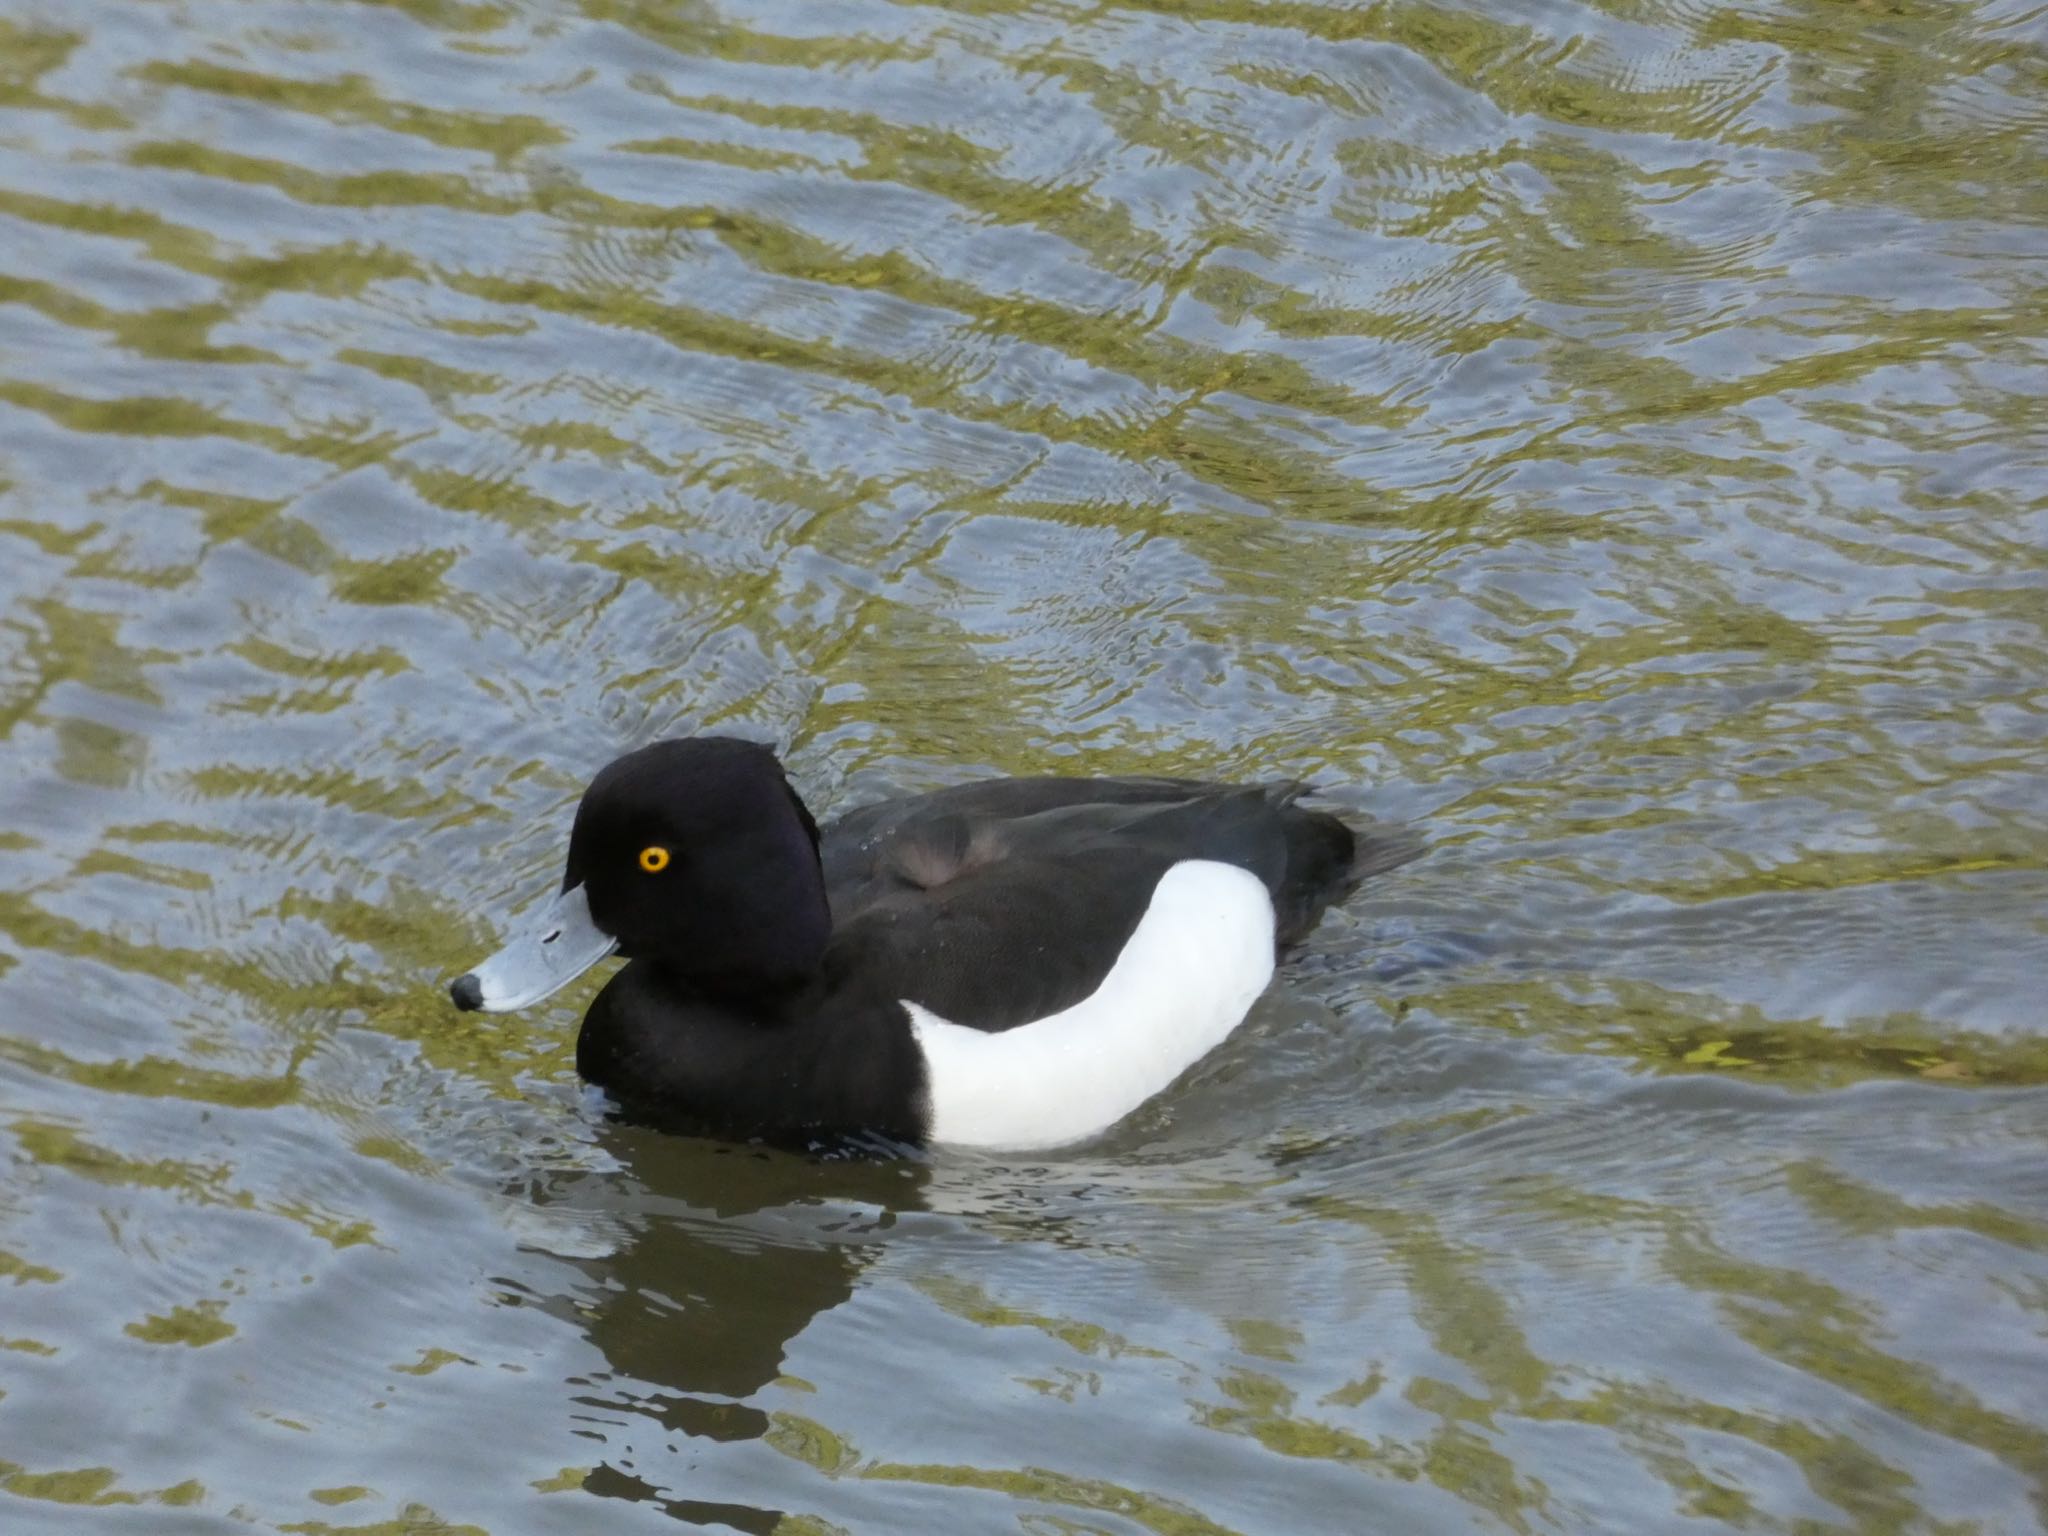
[449,736,1420,1151]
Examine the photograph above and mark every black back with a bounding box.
[816,775,1382,1030]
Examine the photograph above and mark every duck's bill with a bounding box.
[450,884,616,1013]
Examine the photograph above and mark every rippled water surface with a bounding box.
[3,0,2046,1530]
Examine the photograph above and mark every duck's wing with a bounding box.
[819,775,1203,886]
[822,777,1288,916]
[818,780,1421,1033]
[822,839,1174,1032]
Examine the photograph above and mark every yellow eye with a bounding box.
[638,846,670,873]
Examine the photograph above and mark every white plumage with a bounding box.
[906,860,1278,1149]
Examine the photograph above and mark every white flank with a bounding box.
[906,859,1277,1150]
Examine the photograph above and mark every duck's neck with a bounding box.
[653,953,823,1014]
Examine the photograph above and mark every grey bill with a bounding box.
[454,883,616,1011]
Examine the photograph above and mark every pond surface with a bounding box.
[2,0,2046,1531]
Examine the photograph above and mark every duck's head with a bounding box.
[450,737,829,1013]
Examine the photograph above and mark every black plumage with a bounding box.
[462,737,1420,1147]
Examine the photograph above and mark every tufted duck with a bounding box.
[450,737,1419,1150]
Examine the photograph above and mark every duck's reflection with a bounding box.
[535,1120,931,1528]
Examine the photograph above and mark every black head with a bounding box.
[564,737,830,993]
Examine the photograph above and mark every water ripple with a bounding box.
[1,0,2044,1531]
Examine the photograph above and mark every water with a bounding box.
[1,0,2045,1530]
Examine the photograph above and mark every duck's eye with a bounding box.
[638,846,671,873]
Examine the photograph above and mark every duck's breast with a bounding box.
[905,859,1277,1150]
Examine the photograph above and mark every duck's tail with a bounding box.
[1270,788,1425,950]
